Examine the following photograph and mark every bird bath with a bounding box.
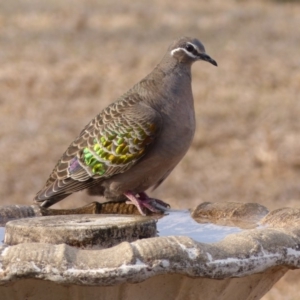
[1,201,300,300]
[0,210,243,247]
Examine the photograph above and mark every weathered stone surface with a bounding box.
[0,268,287,300]
[40,201,143,216]
[1,223,300,286]
[0,202,156,227]
[261,207,300,228]
[191,202,269,228]
[0,203,300,300]
[4,214,157,249]
[0,205,42,226]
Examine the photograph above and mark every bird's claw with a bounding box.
[124,191,170,216]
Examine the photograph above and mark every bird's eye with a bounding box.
[185,44,195,52]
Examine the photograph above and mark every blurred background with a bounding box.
[0,0,300,298]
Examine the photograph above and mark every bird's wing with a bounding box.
[34,92,162,204]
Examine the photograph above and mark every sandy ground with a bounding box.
[1,0,300,298]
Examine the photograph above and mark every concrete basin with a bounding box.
[0,201,300,300]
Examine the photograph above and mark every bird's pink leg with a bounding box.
[124,191,170,216]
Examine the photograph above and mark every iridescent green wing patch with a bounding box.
[81,123,157,176]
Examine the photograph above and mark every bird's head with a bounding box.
[169,36,217,67]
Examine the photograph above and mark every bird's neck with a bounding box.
[155,53,192,79]
[140,56,194,113]
[144,55,193,97]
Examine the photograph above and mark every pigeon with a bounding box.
[34,36,217,215]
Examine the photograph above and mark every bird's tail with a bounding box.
[34,177,96,208]
[34,194,70,208]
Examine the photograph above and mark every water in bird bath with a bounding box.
[156,210,243,243]
[0,227,5,246]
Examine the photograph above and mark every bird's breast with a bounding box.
[154,96,195,164]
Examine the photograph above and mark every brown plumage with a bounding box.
[34,36,217,215]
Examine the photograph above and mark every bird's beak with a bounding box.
[198,53,217,67]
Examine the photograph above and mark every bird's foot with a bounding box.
[124,191,170,216]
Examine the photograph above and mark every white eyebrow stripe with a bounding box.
[170,47,198,59]
[187,42,197,48]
